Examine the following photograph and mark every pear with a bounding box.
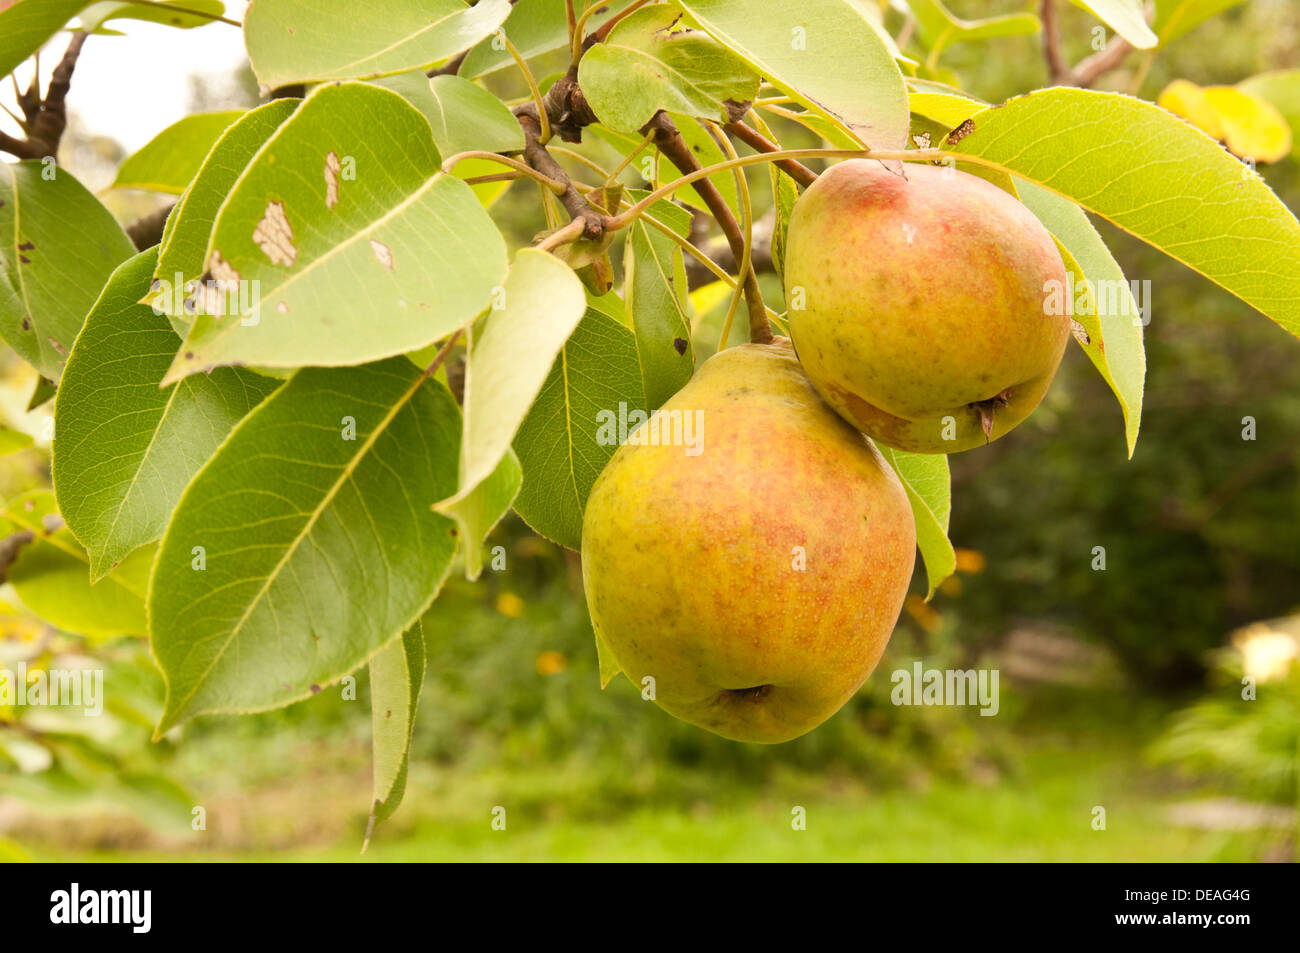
[581,338,916,743]
[785,160,1071,453]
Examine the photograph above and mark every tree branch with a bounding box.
[0,32,87,159]
[722,121,818,187]
[0,530,34,585]
[644,112,770,344]
[1073,36,1133,88]
[126,203,175,251]
[514,103,607,240]
[1040,0,1135,88]
[1039,0,1072,86]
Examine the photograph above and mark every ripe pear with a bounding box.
[785,160,1070,453]
[581,338,916,744]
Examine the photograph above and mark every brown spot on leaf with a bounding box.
[253,200,297,266]
[208,249,240,285]
[199,249,242,315]
[324,151,342,210]
[369,239,394,271]
[672,337,688,355]
[309,684,321,694]
[47,337,66,356]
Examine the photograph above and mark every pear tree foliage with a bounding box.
[1,0,1298,831]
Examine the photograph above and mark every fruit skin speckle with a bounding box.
[581,338,916,744]
[785,160,1070,454]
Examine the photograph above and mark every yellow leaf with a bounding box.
[1158,80,1292,163]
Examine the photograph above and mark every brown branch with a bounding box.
[428,50,469,78]
[515,103,606,240]
[1040,0,1135,88]
[1039,0,1072,86]
[126,203,175,251]
[1073,36,1133,88]
[722,121,818,187]
[0,530,34,585]
[536,68,599,143]
[644,112,770,344]
[0,131,32,158]
[682,209,774,287]
[0,33,87,159]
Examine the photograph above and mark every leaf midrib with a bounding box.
[163,368,428,722]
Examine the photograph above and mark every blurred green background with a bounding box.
[1,1,1298,862]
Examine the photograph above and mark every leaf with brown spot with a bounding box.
[0,161,134,380]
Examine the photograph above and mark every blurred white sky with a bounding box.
[0,1,251,153]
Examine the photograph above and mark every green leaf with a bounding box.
[512,301,646,550]
[26,374,54,411]
[0,0,86,80]
[578,4,760,133]
[442,248,586,506]
[437,449,521,581]
[1152,0,1245,46]
[908,87,987,128]
[111,110,243,194]
[880,448,955,599]
[245,0,511,88]
[1066,0,1158,49]
[1239,71,1300,159]
[594,626,622,688]
[53,249,278,581]
[678,0,910,150]
[907,0,1039,50]
[2,491,152,638]
[769,166,799,282]
[368,618,426,829]
[0,425,32,456]
[949,88,1300,340]
[160,82,507,381]
[0,162,135,380]
[79,0,228,31]
[149,359,461,733]
[847,0,916,66]
[625,211,694,409]
[373,72,524,157]
[460,0,616,78]
[151,99,298,327]
[1016,179,1145,457]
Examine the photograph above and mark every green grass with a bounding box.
[27,740,1261,862]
